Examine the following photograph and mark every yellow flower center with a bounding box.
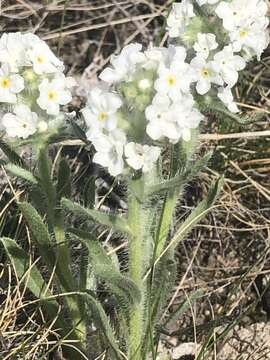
[0,78,10,88]
[201,68,209,78]
[166,75,176,87]
[47,91,57,101]
[239,29,247,38]
[98,112,108,122]
[36,56,45,64]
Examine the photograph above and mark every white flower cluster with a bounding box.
[81,0,269,177]
[166,0,269,114]
[0,32,75,139]
[82,44,204,176]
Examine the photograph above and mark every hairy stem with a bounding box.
[128,178,145,360]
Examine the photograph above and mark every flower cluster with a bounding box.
[0,32,75,139]
[82,44,204,176]
[167,0,269,111]
[82,0,269,177]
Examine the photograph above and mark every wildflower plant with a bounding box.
[0,1,269,359]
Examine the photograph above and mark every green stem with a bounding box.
[128,178,145,360]
[37,144,56,230]
[154,188,179,259]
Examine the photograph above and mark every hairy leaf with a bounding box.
[0,138,26,167]
[5,163,38,185]
[0,237,59,317]
[57,159,71,200]
[147,151,213,194]
[69,228,141,305]
[62,198,131,234]
[18,202,55,269]
[170,176,224,251]
[81,290,122,359]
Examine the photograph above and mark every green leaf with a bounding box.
[198,96,266,125]
[5,163,38,185]
[18,202,55,269]
[0,237,59,317]
[163,289,204,328]
[95,264,141,304]
[70,119,88,141]
[57,159,71,200]
[62,198,131,234]
[37,146,56,227]
[18,201,76,290]
[0,237,85,360]
[83,176,96,208]
[69,228,141,305]
[81,290,122,359]
[147,152,212,194]
[18,202,84,339]
[169,176,224,251]
[0,138,26,167]
[150,255,177,328]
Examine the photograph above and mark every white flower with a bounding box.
[193,33,218,59]
[190,56,223,95]
[218,87,239,113]
[2,104,38,139]
[146,94,180,142]
[167,1,195,38]
[125,142,161,173]
[27,40,64,75]
[37,77,73,115]
[99,43,146,84]
[229,20,269,59]
[196,0,219,5]
[155,47,195,100]
[212,46,246,87]
[215,0,268,31]
[82,87,122,140]
[0,33,29,72]
[170,99,204,141]
[215,1,247,31]
[0,64,24,103]
[92,129,126,177]
[144,46,168,69]
[146,93,202,143]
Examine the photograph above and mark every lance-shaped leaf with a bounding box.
[18,202,84,337]
[0,237,85,360]
[169,176,224,251]
[18,202,55,269]
[0,138,26,167]
[62,198,131,234]
[69,228,141,305]
[163,289,204,328]
[147,152,213,194]
[80,290,122,359]
[57,159,71,200]
[18,201,77,289]
[5,163,39,185]
[0,237,60,320]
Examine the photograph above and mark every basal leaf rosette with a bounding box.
[167,0,269,112]
[0,32,76,144]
